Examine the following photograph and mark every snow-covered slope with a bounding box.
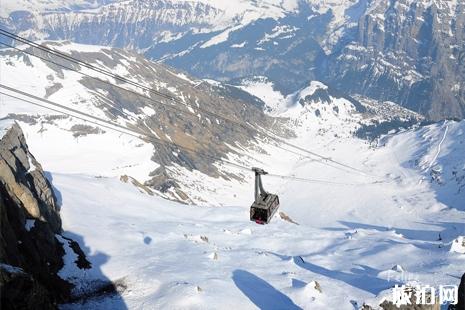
[10,116,462,309]
[379,120,465,210]
[0,40,422,214]
[236,77,422,140]
[0,0,368,95]
[0,0,109,18]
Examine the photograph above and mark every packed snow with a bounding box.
[47,116,465,309]
[235,77,287,114]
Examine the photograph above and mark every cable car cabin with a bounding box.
[250,167,280,224]
[250,193,280,225]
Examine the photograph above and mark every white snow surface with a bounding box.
[4,108,456,309]
[236,77,287,113]
[0,263,25,274]
[450,236,465,254]
[0,118,15,139]
[0,0,98,18]
[52,117,465,309]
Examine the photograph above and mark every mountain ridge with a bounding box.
[2,0,461,120]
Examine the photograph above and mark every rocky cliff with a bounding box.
[325,0,465,121]
[0,121,70,309]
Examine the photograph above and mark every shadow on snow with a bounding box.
[232,269,301,310]
[46,172,128,309]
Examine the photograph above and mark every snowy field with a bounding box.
[53,119,464,309]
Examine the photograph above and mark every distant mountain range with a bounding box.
[1,0,464,121]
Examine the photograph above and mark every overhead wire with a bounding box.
[0,39,265,164]
[0,85,378,187]
[0,29,248,126]
[0,38,265,164]
[267,173,383,186]
[0,40,205,125]
[0,28,377,178]
[0,84,250,172]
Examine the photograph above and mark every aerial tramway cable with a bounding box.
[0,87,250,172]
[0,40,266,164]
[0,85,381,187]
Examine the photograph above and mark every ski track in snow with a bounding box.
[428,120,449,170]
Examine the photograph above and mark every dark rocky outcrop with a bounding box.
[0,122,71,309]
[451,273,465,310]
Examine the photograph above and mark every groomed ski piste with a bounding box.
[1,42,464,309]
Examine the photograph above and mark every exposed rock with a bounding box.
[0,122,61,231]
[69,124,104,138]
[325,0,465,121]
[147,166,179,192]
[120,175,154,196]
[450,273,465,310]
[0,264,54,309]
[0,122,81,308]
[279,211,299,225]
[313,281,322,294]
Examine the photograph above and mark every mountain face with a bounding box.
[0,41,283,203]
[0,32,464,310]
[1,121,70,308]
[1,0,464,120]
[324,0,465,121]
[0,0,353,95]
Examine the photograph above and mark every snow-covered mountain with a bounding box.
[2,95,464,309]
[326,0,465,120]
[0,41,282,204]
[43,120,465,308]
[2,0,464,120]
[1,38,464,308]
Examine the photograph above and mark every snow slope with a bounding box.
[0,41,276,204]
[49,118,465,309]
[3,110,462,308]
[2,83,464,308]
[0,0,103,18]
